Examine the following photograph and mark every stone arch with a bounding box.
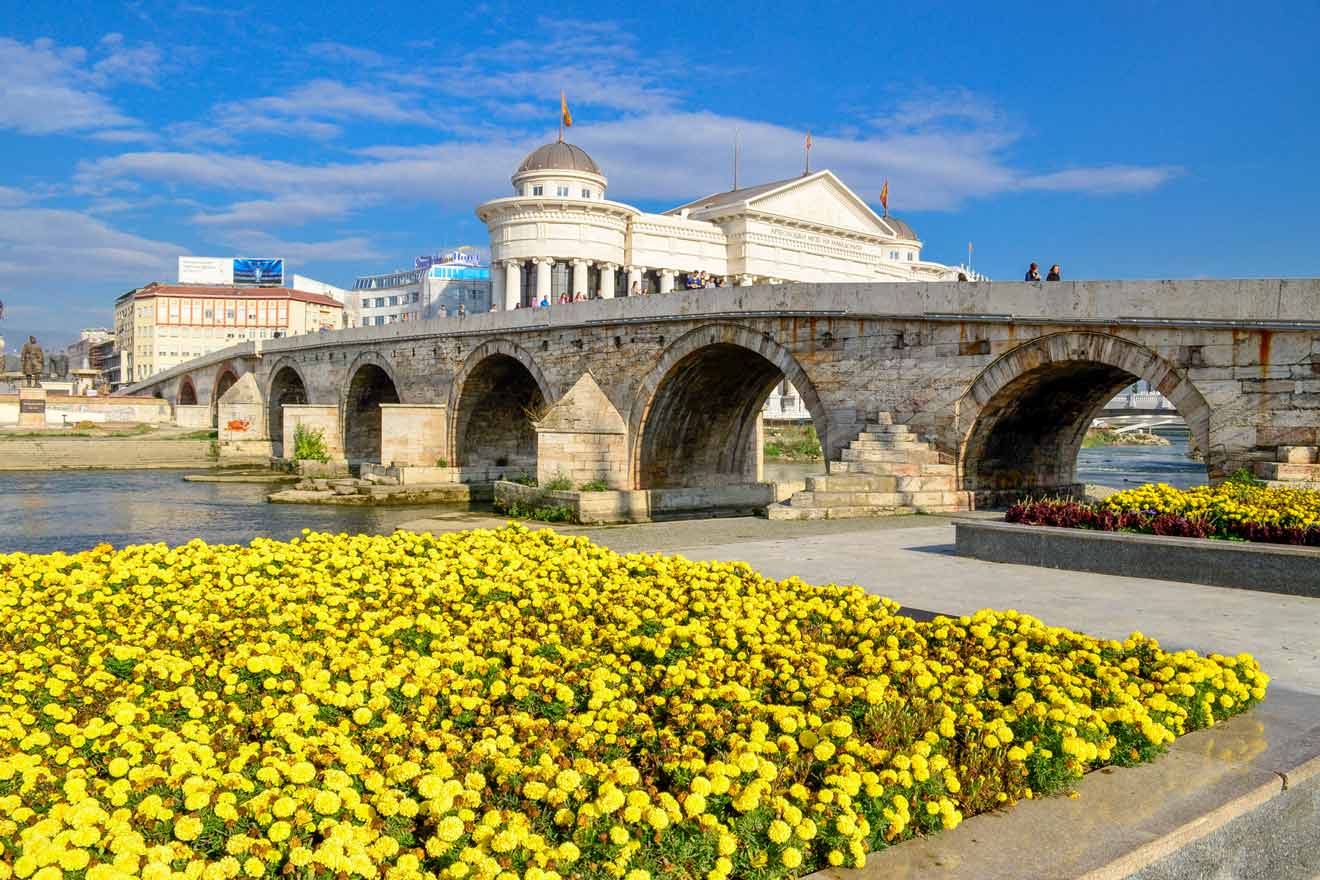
[958,331,1213,505]
[265,361,310,457]
[342,353,402,466]
[448,339,552,481]
[628,322,830,489]
[211,366,240,428]
[177,377,198,407]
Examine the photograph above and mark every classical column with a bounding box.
[737,274,756,286]
[658,269,676,294]
[503,260,522,310]
[599,264,617,299]
[626,266,642,296]
[535,258,553,305]
[572,259,591,299]
[490,263,505,311]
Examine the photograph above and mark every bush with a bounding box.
[435,457,448,468]
[509,472,538,487]
[493,497,577,522]
[0,528,1267,879]
[542,471,574,491]
[579,478,610,492]
[292,423,330,462]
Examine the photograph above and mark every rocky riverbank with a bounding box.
[268,474,474,505]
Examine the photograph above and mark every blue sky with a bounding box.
[1,0,1317,346]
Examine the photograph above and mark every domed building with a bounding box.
[476,141,958,309]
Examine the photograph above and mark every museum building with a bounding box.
[477,141,960,309]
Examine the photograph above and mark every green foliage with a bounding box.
[579,479,610,492]
[542,471,574,491]
[1224,467,1264,487]
[494,497,577,523]
[509,472,538,486]
[292,424,330,463]
[763,422,823,460]
[435,458,448,469]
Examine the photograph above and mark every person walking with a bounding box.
[1046,264,1062,281]
[1025,262,1042,282]
[630,280,642,296]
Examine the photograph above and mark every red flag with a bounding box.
[879,179,889,213]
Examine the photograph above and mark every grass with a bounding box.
[764,422,823,461]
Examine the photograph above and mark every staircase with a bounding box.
[767,413,972,520]
[1253,446,1320,488]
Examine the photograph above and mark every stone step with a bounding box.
[829,460,925,476]
[848,440,923,454]
[895,474,959,493]
[1254,462,1320,481]
[842,447,940,464]
[921,463,956,476]
[868,412,894,426]
[864,423,910,435]
[805,473,898,492]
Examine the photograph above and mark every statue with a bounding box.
[20,336,44,388]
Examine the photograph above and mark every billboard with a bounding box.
[415,247,481,270]
[178,256,233,285]
[428,266,490,281]
[232,258,284,287]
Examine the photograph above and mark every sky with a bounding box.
[1,0,1317,347]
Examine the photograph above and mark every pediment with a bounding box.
[746,172,892,238]
[536,370,625,435]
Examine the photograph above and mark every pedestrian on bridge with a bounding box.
[1047,264,1062,281]
[1025,262,1042,282]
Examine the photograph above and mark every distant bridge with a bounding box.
[127,279,1320,507]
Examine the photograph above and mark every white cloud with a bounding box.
[214,230,383,263]
[191,193,362,227]
[0,35,165,138]
[1019,165,1182,194]
[0,186,30,207]
[305,41,386,68]
[0,37,137,135]
[0,208,181,281]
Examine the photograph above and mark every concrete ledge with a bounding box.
[494,481,778,524]
[807,689,1320,880]
[955,520,1320,597]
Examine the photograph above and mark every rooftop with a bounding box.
[130,283,344,309]
[516,142,602,176]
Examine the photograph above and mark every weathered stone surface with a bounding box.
[128,280,1320,505]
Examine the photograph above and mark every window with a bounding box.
[889,250,899,260]
[556,185,570,197]
[374,297,385,308]
[907,252,914,261]
[581,188,592,199]
[388,295,399,306]
[531,184,543,196]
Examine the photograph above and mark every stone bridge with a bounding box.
[129,279,1320,509]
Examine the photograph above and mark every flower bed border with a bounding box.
[955,519,1320,597]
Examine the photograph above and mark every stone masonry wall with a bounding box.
[135,280,1320,495]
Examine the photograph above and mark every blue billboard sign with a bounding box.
[428,266,489,281]
[233,258,284,286]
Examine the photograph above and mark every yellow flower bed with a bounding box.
[1101,480,1320,531]
[0,526,1267,880]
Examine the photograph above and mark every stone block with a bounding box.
[1279,446,1319,464]
[1254,462,1320,482]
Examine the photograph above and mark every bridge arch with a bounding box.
[449,339,551,481]
[265,360,310,458]
[629,323,830,489]
[177,377,198,407]
[341,353,401,466]
[959,331,1213,504]
[211,366,240,428]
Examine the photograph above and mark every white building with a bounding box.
[291,274,354,327]
[477,141,961,309]
[352,253,492,326]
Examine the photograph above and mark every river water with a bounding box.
[0,441,1206,555]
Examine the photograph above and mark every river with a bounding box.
[0,441,1206,555]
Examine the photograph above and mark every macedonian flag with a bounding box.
[561,91,573,128]
[880,179,889,213]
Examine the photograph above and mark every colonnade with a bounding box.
[491,259,785,310]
